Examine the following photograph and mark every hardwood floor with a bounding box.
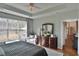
[54,48,77,56]
[63,46,77,56]
[37,44,77,56]
[51,48,77,56]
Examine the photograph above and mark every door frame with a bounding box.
[60,19,78,49]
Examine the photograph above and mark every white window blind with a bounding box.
[0,17,27,42]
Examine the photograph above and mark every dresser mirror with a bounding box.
[42,23,54,36]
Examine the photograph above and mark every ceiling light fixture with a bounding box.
[28,3,41,11]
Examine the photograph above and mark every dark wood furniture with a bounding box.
[36,36,57,49]
[42,36,49,47]
[49,37,57,49]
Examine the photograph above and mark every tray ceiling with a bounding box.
[6,3,60,14]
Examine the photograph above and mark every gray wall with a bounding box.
[33,9,78,49]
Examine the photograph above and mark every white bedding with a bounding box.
[5,40,20,44]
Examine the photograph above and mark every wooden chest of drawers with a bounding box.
[49,37,57,49]
[43,36,49,47]
[36,36,57,49]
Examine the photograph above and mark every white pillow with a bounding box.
[0,47,5,56]
[5,40,20,44]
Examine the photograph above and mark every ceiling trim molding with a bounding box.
[0,7,33,18]
[33,4,66,16]
[0,3,32,16]
[32,8,78,19]
[0,3,78,19]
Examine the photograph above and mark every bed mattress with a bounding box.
[0,41,48,56]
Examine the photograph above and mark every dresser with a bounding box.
[49,37,57,49]
[36,36,57,49]
[42,36,49,47]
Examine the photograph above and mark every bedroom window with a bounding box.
[0,17,27,42]
[0,18,8,42]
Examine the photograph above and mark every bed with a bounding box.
[0,41,48,56]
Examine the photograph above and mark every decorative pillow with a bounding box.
[0,47,5,56]
[5,40,20,44]
[29,35,34,39]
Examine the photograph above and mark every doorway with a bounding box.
[62,20,78,56]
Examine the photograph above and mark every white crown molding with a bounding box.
[0,7,33,18]
[0,3,78,19]
[32,7,77,19]
[32,4,78,18]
